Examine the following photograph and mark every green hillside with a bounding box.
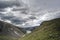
[19,18,60,40]
[0,35,17,40]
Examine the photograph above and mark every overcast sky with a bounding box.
[0,0,60,28]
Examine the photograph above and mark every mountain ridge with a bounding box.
[0,20,24,40]
[19,18,60,40]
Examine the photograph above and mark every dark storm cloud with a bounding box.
[11,18,26,24]
[0,1,20,9]
[1,16,14,20]
[29,16,36,20]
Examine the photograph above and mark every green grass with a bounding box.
[19,18,60,40]
[0,34,18,40]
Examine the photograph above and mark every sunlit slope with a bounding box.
[19,18,60,40]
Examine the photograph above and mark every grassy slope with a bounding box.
[0,35,18,40]
[19,18,60,40]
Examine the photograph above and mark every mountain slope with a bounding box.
[0,21,24,40]
[19,18,60,40]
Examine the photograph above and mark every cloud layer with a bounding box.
[0,0,60,28]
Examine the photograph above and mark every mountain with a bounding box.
[19,18,60,40]
[0,21,24,40]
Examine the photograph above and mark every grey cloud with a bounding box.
[24,0,60,10]
[29,16,36,20]
[1,16,14,20]
[0,0,60,28]
[0,0,20,9]
[11,18,26,24]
